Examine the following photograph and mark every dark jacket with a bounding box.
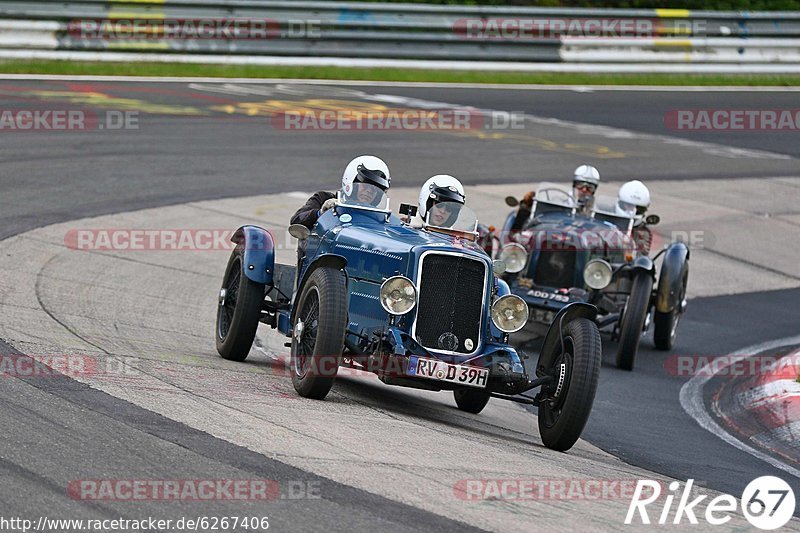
[510,204,532,232]
[290,191,336,229]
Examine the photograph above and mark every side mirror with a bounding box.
[505,196,519,207]
[645,214,660,226]
[288,224,310,241]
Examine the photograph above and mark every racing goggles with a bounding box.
[573,180,597,194]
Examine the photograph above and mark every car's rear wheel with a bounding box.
[615,272,653,371]
[216,247,265,362]
[453,389,490,414]
[291,266,347,400]
[654,270,688,351]
[537,318,600,452]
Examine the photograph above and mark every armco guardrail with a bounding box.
[0,1,799,69]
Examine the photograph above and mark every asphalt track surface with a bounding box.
[0,79,798,528]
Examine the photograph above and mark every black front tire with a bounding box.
[538,318,601,452]
[291,266,348,400]
[615,272,653,371]
[454,389,491,414]
[216,247,265,362]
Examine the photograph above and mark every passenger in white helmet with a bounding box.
[290,155,391,229]
[616,179,653,255]
[416,174,466,229]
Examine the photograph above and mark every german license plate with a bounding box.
[407,356,488,389]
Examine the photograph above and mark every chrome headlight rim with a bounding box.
[491,294,529,333]
[583,258,613,290]
[379,275,418,316]
[499,243,528,274]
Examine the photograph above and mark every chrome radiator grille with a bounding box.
[414,253,486,354]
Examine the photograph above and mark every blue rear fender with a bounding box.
[231,225,274,285]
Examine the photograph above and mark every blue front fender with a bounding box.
[231,225,274,285]
[537,303,598,371]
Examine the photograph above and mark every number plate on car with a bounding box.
[407,357,489,389]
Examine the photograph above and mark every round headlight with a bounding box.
[499,243,528,274]
[491,294,529,333]
[379,276,417,315]
[583,259,613,290]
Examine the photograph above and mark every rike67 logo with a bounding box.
[626,476,796,530]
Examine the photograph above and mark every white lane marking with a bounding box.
[5,49,800,74]
[0,73,800,93]
[3,74,800,92]
[680,335,800,479]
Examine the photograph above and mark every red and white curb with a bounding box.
[680,336,800,479]
[712,349,800,466]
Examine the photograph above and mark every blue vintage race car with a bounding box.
[490,183,689,371]
[215,185,602,451]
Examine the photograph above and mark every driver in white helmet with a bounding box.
[290,155,391,229]
[510,164,600,231]
[616,179,652,255]
[414,174,466,229]
[572,164,601,215]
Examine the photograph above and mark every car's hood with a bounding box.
[329,222,489,282]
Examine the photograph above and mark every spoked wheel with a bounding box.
[615,272,654,371]
[291,267,347,400]
[453,389,490,414]
[537,318,601,452]
[216,247,265,361]
[654,270,688,351]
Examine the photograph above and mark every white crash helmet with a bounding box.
[340,155,391,199]
[573,164,600,206]
[418,175,466,223]
[573,164,600,187]
[617,180,651,218]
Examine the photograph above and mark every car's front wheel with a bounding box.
[615,272,654,371]
[538,318,601,452]
[453,389,490,414]
[291,266,347,400]
[216,246,265,362]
